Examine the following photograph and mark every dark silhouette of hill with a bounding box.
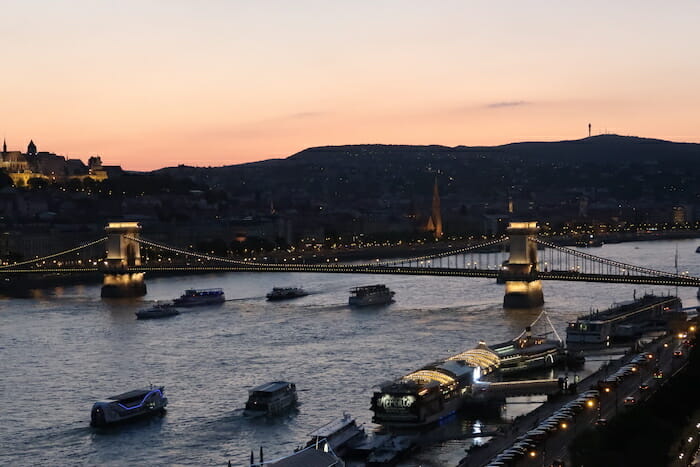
[154,135,700,211]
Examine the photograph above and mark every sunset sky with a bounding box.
[3,1,699,170]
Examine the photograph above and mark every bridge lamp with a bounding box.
[586,399,596,408]
[528,450,537,458]
[560,422,569,430]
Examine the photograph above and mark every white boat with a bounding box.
[305,413,366,457]
[90,386,168,427]
[266,287,308,301]
[349,284,395,307]
[173,288,225,307]
[135,303,179,320]
[244,381,297,416]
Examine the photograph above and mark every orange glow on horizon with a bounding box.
[2,1,699,171]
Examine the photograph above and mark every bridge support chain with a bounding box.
[502,222,544,308]
[101,222,147,298]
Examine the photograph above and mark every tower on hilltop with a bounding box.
[27,140,37,156]
[425,177,443,239]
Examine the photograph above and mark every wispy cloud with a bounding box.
[486,100,529,109]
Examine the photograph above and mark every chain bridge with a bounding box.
[2,221,699,306]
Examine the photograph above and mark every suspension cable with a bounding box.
[533,237,699,280]
[376,236,509,267]
[0,237,108,270]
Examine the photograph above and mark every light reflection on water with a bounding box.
[0,239,699,466]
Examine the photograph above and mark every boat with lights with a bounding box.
[173,288,225,307]
[566,294,682,345]
[349,284,395,307]
[244,381,298,416]
[371,312,569,426]
[90,385,168,427]
[135,302,179,320]
[487,312,567,373]
[266,287,309,301]
[371,346,499,426]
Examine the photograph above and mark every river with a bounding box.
[1,238,699,466]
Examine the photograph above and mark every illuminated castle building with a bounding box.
[0,139,111,186]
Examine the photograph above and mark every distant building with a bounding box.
[0,139,114,185]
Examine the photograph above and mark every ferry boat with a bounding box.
[305,413,366,457]
[566,294,682,345]
[135,303,179,320]
[349,284,395,307]
[266,287,309,301]
[173,288,225,307]
[90,386,168,427]
[244,381,298,416]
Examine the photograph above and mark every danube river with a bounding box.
[1,239,699,466]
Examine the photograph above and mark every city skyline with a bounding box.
[3,0,700,170]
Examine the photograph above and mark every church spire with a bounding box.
[425,176,443,239]
[2,138,6,154]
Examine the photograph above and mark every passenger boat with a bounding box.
[244,381,298,416]
[371,312,568,426]
[349,284,395,307]
[566,294,682,345]
[305,413,366,457]
[266,287,308,301]
[488,312,566,372]
[90,386,167,427]
[135,302,179,320]
[173,288,225,306]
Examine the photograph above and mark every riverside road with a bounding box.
[458,332,692,467]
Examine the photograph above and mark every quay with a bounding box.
[457,326,697,467]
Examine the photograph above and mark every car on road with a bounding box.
[639,383,650,391]
[595,418,608,426]
[653,368,664,379]
[623,396,636,405]
[673,350,684,358]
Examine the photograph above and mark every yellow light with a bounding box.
[561,422,568,429]
[529,450,537,458]
[587,400,595,408]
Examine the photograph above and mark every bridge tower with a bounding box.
[502,221,544,308]
[101,222,147,298]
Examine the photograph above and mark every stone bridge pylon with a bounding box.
[101,222,147,298]
[501,221,544,308]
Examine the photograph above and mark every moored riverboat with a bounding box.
[488,311,567,373]
[90,386,168,427]
[305,413,365,457]
[173,288,225,307]
[566,294,682,345]
[371,312,572,426]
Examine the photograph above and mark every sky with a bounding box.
[2,0,700,170]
